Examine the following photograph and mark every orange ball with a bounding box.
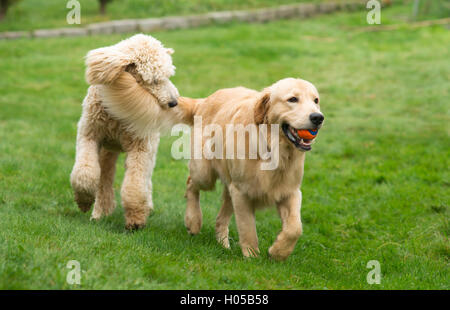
[297,129,318,140]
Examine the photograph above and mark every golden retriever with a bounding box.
[179,78,324,260]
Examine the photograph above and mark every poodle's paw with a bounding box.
[90,206,103,221]
[74,191,95,212]
[125,222,146,231]
[124,212,147,231]
[71,165,100,212]
[92,199,116,220]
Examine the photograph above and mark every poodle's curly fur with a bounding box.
[70,34,181,230]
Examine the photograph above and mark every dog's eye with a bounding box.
[287,97,298,103]
[314,98,319,104]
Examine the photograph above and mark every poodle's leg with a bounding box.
[228,183,259,257]
[215,185,233,249]
[121,145,153,231]
[70,132,100,212]
[184,176,202,235]
[268,190,302,261]
[91,148,119,221]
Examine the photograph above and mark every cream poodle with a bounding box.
[70,34,181,230]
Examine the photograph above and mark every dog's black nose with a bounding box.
[309,113,324,125]
[168,100,178,108]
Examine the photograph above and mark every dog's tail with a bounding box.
[175,97,202,126]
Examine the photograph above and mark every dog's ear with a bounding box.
[254,90,270,125]
[85,47,132,85]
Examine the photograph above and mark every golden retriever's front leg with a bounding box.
[215,185,233,249]
[121,147,153,230]
[91,148,119,221]
[229,184,259,257]
[269,190,302,261]
[184,176,202,235]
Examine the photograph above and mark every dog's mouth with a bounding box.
[281,123,315,151]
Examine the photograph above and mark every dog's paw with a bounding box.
[91,200,116,220]
[71,165,100,212]
[125,216,147,231]
[242,246,260,258]
[217,237,230,249]
[125,223,146,231]
[74,191,95,213]
[216,231,230,249]
[90,209,103,221]
[185,215,202,235]
[268,246,289,261]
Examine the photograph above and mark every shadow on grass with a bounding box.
[56,200,247,261]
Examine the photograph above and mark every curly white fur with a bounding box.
[70,34,182,230]
[86,34,175,85]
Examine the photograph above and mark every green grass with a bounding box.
[412,0,450,20]
[0,0,348,32]
[0,5,449,289]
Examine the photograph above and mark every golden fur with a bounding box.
[180,78,324,260]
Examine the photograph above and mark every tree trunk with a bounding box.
[412,0,421,20]
[0,0,8,21]
[423,0,431,15]
[99,0,107,15]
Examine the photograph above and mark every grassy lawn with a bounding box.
[0,0,350,32]
[0,5,449,289]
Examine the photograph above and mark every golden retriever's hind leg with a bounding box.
[70,135,100,213]
[269,190,302,261]
[215,186,233,249]
[228,184,259,258]
[184,176,202,235]
[91,148,119,221]
[121,146,153,231]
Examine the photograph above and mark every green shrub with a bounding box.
[0,0,21,21]
[99,0,113,15]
